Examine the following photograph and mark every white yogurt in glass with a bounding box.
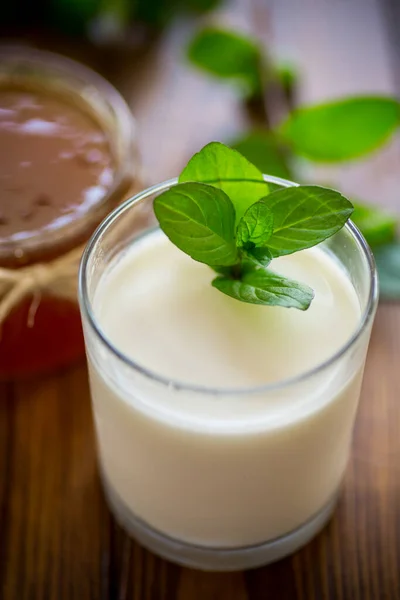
[87,230,364,546]
[79,176,377,569]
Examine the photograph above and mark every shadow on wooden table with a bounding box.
[105,510,352,600]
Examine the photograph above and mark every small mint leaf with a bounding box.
[242,247,272,268]
[187,28,262,97]
[154,182,238,266]
[212,268,314,310]
[280,96,400,162]
[264,185,353,258]
[179,141,268,226]
[236,199,274,248]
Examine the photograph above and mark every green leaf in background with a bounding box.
[212,268,314,309]
[179,142,268,225]
[154,182,238,266]
[374,244,400,300]
[280,96,400,162]
[264,186,354,257]
[187,28,262,97]
[232,131,293,179]
[236,200,274,248]
[352,202,397,247]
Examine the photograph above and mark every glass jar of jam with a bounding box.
[0,46,139,378]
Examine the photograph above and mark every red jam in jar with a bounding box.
[0,48,138,378]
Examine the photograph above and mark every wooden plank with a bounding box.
[1,365,109,600]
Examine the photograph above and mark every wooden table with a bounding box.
[1,1,400,598]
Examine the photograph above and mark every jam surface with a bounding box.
[0,89,114,245]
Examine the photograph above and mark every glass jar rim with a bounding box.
[79,175,379,396]
[0,45,137,263]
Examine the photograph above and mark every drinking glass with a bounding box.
[79,176,378,571]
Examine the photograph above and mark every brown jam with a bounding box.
[0,60,136,379]
[0,89,114,249]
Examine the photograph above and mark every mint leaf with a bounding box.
[242,247,272,268]
[280,96,400,162]
[232,131,293,179]
[187,28,262,97]
[180,142,268,225]
[352,201,397,247]
[154,182,238,266]
[237,200,273,248]
[212,268,314,310]
[373,243,400,300]
[263,185,353,258]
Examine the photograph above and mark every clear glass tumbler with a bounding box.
[79,176,378,571]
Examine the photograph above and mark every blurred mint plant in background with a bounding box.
[188,25,400,300]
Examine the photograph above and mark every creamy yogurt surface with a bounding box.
[95,229,360,388]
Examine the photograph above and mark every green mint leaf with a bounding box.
[212,268,314,310]
[153,142,354,310]
[352,201,397,247]
[187,27,262,97]
[373,243,400,300]
[280,96,400,162]
[232,131,293,180]
[179,142,268,225]
[263,185,353,258]
[153,182,238,266]
[242,247,272,268]
[236,200,274,248]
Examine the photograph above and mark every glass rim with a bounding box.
[0,45,137,260]
[78,175,379,396]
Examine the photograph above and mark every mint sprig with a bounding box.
[154,142,353,310]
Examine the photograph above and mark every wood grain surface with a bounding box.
[1,0,400,598]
